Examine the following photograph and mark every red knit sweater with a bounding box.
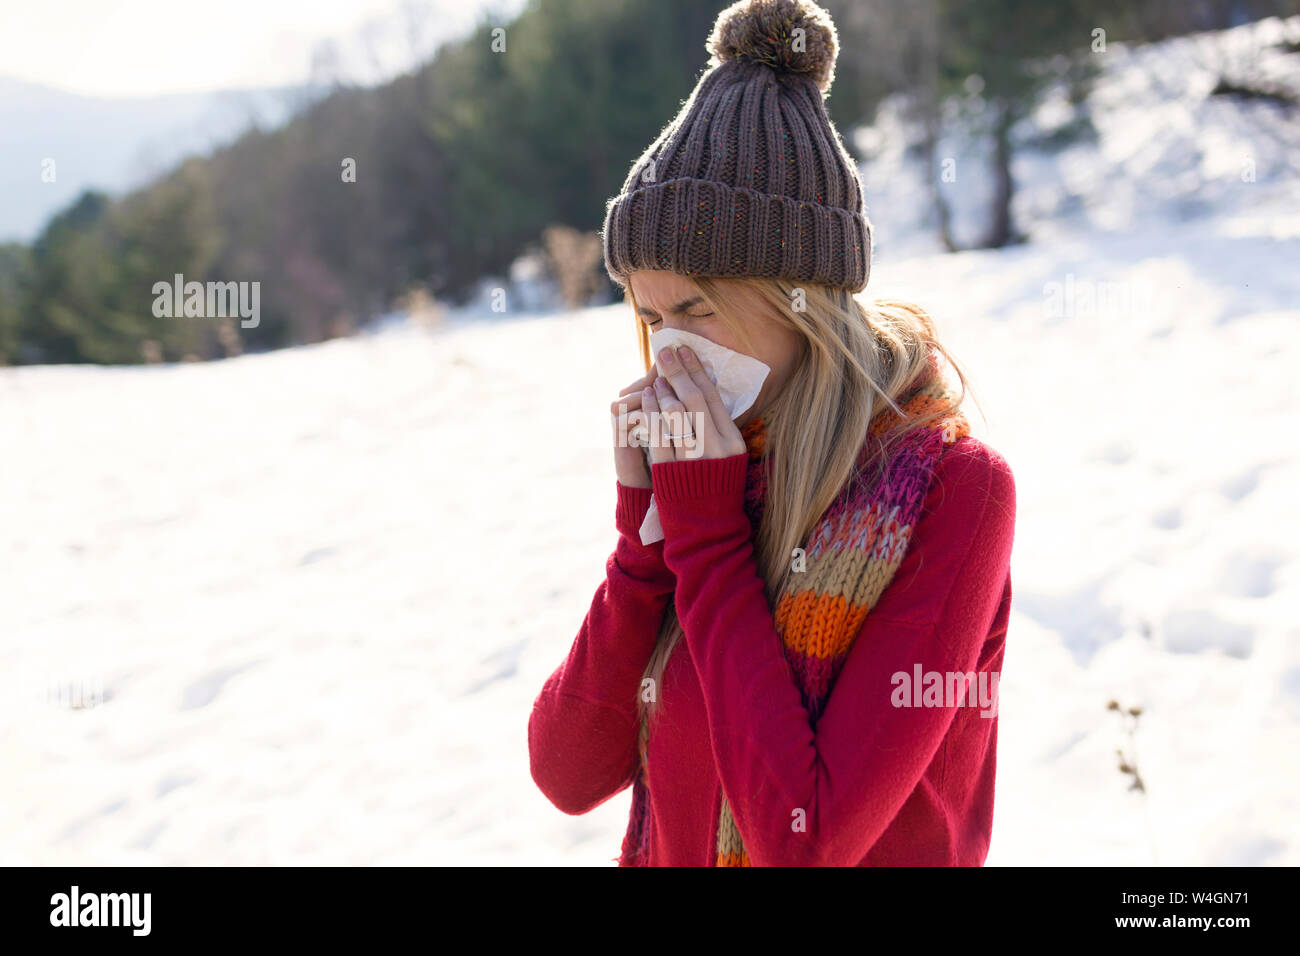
[529,434,1016,865]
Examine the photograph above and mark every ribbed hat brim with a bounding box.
[603,176,871,292]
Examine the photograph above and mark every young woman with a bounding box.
[528,0,1016,866]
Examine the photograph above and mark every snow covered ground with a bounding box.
[1,18,1298,866]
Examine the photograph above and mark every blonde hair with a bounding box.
[625,275,982,732]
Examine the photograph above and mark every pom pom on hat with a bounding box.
[601,0,872,293]
[706,0,839,93]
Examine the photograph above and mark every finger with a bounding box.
[655,346,709,424]
[612,405,650,448]
[652,376,694,455]
[675,345,732,433]
[610,394,646,450]
[611,390,643,416]
[640,386,675,465]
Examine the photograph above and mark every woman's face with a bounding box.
[628,270,802,429]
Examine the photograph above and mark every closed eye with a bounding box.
[644,312,713,328]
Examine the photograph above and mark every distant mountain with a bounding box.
[0,77,324,242]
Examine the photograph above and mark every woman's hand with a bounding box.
[610,366,659,489]
[641,345,747,465]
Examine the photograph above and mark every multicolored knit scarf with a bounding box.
[619,345,971,866]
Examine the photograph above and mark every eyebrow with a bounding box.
[636,296,706,317]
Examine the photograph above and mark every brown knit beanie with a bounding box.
[601,0,872,294]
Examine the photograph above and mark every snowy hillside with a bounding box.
[1,18,1298,866]
[857,15,1300,257]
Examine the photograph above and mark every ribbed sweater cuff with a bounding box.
[614,481,654,538]
[650,453,748,502]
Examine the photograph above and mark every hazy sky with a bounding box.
[2,0,527,98]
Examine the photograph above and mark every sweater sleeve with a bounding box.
[527,480,675,815]
[650,439,1016,866]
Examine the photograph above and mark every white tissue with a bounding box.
[636,328,771,545]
